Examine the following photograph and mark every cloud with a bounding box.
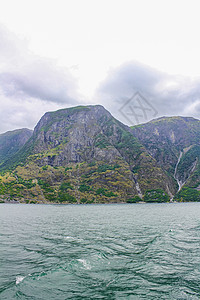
[0,62,77,104]
[0,25,80,133]
[0,93,61,133]
[0,26,79,104]
[1,22,200,134]
[96,61,200,125]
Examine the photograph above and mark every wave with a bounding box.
[16,276,25,285]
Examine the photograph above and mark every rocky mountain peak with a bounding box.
[1,107,200,204]
[34,105,111,135]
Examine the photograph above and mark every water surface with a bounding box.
[0,203,200,299]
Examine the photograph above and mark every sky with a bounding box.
[0,0,200,132]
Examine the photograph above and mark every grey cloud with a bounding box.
[0,24,80,133]
[0,95,65,134]
[0,25,79,105]
[96,61,200,125]
[0,63,77,104]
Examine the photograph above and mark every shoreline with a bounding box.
[1,200,200,205]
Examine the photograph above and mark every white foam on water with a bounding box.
[64,236,83,242]
[16,275,25,285]
[77,259,91,270]
[64,236,75,240]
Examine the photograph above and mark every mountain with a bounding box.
[1,107,200,204]
[0,128,33,165]
[131,116,200,202]
[0,105,173,204]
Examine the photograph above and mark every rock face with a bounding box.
[1,107,200,204]
[0,128,33,165]
[0,105,173,204]
[32,105,118,165]
[131,116,200,201]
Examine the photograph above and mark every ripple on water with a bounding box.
[0,203,200,299]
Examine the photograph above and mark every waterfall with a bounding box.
[174,151,183,192]
[174,150,198,192]
[132,175,143,198]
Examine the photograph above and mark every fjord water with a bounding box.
[0,203,200,299]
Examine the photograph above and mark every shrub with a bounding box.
[143,189,169,203]
[97,164,119,173]
[65,167,72,172]
[126,195,141,203]
[80,198,87,203]
[79,184,90,192]
[42,166,48,171]
[174,187,200,202]
[58,192,76,203]
[96,187,116,197]
[60,182,73,191]
[30,200,36,204]
[96,187,106,195]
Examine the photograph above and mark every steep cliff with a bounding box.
[131,116,200,201]
[0,105,172,203]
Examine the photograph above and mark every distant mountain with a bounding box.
[131,116,200,202]
[0,105,173,204]
[0,128,33,165]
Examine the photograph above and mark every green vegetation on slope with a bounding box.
[1,106,200,203]
[0,128,32,165]
[174,187,200,202]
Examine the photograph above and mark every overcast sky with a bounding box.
[0,0,200,132]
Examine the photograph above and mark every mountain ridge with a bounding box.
[0,105,200,204]
[0,128,33,165]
